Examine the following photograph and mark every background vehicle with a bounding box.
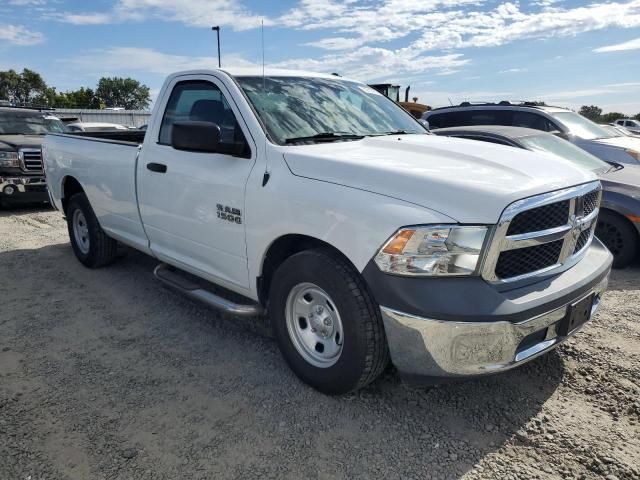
[614,118,640,135]
[0,106,67,207]
[44,69,611,394]
[423,102,640,165]
[368,83,431,119]
[433,125,640,267]
[603,124,635,137]
[66,122,131,132]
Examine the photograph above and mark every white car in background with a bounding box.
[614,119,640,135]
[66,122,131,132]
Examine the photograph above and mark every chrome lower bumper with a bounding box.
[0,176,46,194]
[380,276,608,378]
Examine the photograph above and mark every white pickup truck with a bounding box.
[44,68,612,394]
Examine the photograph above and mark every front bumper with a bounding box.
[366,239,612,379]
[0,175,48,201]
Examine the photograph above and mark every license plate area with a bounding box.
[559,293,594,336]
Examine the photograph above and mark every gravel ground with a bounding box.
[0,205,639,480]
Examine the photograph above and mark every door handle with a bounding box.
[146,162,167,173]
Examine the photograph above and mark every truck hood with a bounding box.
[591,135,640,151]
[0,135,44,150]
[601,164,640,192]
[281,134,596,223]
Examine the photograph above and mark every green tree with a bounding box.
[579,105,602,122]
[96,77,150,110]
[0,68,50,105]
[53,87,100,108]
[634,113,640,121]
[600,112,626,124]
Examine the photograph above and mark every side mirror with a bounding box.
[171,121,221,153]
[419,119,430,131]
[550,130,570,141]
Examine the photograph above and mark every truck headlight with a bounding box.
[374,225,488,276]
[0,151,19,168]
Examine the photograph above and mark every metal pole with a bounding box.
[212,26,221,67]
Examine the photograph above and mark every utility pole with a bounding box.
[212,26,221,67]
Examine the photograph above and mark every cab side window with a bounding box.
[512,112,558,132]
[158,80,249,157]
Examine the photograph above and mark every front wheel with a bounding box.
[269,249,389,395]
[596,210,638,268]
[66,193,118,268]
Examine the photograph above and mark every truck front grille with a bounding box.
[495,240,564,279]
[506,200,570,235]
[483,182,601,283]
[19,149,43,172]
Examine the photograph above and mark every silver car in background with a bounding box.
[424,102,640,165]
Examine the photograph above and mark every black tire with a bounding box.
[596,210,638,268]
[66,193,118,268]
[269,248,389,395]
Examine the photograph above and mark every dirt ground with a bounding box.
[0,205,638,480]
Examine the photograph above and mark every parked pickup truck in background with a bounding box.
[614,118,640,135]
[44,69,612,394]
[0,106,68,207]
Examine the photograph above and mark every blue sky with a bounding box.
[2,0,640,113]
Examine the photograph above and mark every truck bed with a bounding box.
[61,129,146,145]
[44,131,149,252]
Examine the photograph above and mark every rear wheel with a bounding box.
[269,248,389,395]
[66,193,118,268]
[596,210,638,268]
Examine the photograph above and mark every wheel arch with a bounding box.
[600,207,639,238]
[257,234,359,306]
[61,175,85,214]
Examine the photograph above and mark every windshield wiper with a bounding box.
[382,130,409,135]
[284,132,365,144]
[604,161,624,173]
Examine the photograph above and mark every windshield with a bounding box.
[44,117,69,133]
[520,133,609,172]
[0,113,69,135]
[236,76,425,145]
[550,111,616,140]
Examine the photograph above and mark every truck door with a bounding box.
[136,75,256,291]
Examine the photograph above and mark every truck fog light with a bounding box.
[3,185,15,196]
[375,225,488,276]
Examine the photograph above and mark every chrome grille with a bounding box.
[582,190,599,216]
[495,240,563,279]
[506,200,570,235]
[19,149,43,172]
[483,182,601,283]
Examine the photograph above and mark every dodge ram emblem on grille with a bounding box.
[569,215,581,241]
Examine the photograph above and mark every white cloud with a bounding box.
[594,36,640,52]
[281,0,640,54]
[57,13,113,25]
[9,0,46,5]
[272,47,469,81]
[50,0,269,30]
[0,24,45,46]
[64,44,467,87]
[499,68,527,74]
[67,47,258,76]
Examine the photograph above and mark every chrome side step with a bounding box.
[153,263,265,317]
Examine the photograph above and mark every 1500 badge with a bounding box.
[217,204,242,224]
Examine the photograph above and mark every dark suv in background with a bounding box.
[0,106,67,207]
[423,102,640,166]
